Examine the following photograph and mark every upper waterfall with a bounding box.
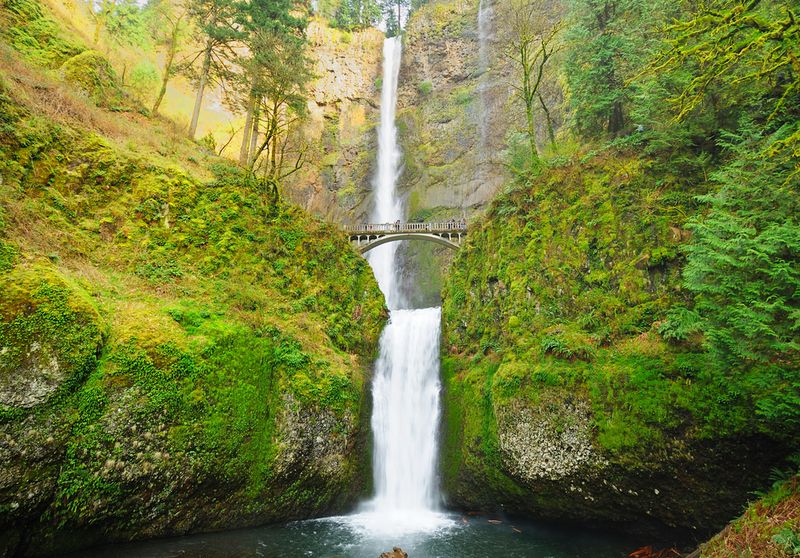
[367,36,404,310]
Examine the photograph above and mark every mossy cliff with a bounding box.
[0,32,385,557]
[440,150,796,539]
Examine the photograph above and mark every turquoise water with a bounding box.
[74,511,644,558]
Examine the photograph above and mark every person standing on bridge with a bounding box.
[395,220,400,231]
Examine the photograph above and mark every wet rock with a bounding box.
[496,398,606,482]
[379,547,408,558]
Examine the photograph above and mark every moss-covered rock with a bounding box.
[440,151,795,539]
[0,265,105,411]
[60,50,124,108]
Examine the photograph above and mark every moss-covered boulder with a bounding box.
[60,50,123,108]
[0,266,105,410]
[0,266,107,552]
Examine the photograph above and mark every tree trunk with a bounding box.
[520,43,539,166]
[397,1,402,30]
[239,91,256,165]
[152,25,180,115]
[538,92,556,150]
[608,99,624,136]
[247,103,260,170]
[188,41,213,139]
[526,100,538,166]
[93,0,110,46]
[269,100,280,179]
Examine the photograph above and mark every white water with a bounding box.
[371,307,442,510]
[477,0,492,77]
[343,35,453,538]
[367,37,404,310]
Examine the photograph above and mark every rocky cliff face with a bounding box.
[396,0,564,220]
[283,19,384,224]
[397,0,510,219]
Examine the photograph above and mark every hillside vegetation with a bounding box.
[0,2,385,555]
[439,0,799,543]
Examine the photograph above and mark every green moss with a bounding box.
[440,149,789,505]
[0,264,106,416]
[1,0,85,68]
[60,50,125,108]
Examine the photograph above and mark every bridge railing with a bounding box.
[343,222,467,234]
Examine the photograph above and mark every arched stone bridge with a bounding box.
[343,222,467,254]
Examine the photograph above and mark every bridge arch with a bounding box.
[358,233,461,254]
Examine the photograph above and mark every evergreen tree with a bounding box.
[235,0,312,186]
[90,0,150,48]
[384,8,399,37]
[185,0,243,139]
[563,0,647,138]
[381,0,408,32]
[333,0,382,31]
[683,126,800,368]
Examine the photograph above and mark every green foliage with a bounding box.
[103,0,152,49]
[0,0,85,67]
[772,528,800,555]
[563,0,657,137]
[540,328,595,361]
[332,0,382,31]
[683,125,800,369]
[127,60,159,103]
[417,80,433,96]
[657,307,702,342]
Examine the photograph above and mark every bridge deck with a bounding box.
[343,222,466,235]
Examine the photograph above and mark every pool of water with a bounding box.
[74,510,644,558]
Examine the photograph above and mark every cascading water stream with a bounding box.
[367,37,404,310]
[370,307,442,512]
[354,35,450,535]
